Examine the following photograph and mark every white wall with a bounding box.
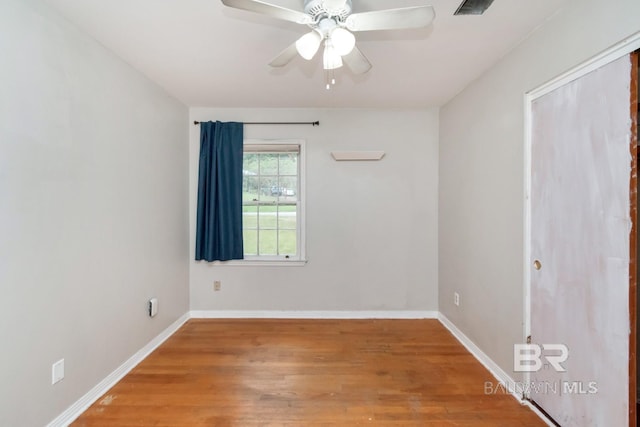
[0,1,189,426]
[190,108,438,313]
[439,0,640,376]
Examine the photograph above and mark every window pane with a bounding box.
[244,153,259,175]
[278,207,296,230]
[243,230,258,256]
[259,154,278,175]
[278,230,296,255]
[266,181,283,200]
[279,153,298,175]
[243,176,260,202]
[242,208,257,228]
[259,177,277,202]
[258,208,277,229]
[259,230,277,255]
[279,176,297,199]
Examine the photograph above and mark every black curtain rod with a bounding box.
[193,120,319,126]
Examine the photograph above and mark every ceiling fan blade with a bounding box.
[221,0,312,25]
[342,46,372,74]
[268,42,299,67]
[345,5,435,32]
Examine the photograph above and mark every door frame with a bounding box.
[630,49,638,427]
[523,31,640,423]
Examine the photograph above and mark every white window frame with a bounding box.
[218,139,306,266]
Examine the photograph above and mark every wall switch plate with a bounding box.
[52,359,64,385]
[214,281,221,291]
[454,292,460,306]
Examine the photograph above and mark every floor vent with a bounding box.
[454,0,495,15]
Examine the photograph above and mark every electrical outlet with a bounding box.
[52,359,64,385]
[214,281,221,291]
[454,292,460,307]
[148,297,158,317]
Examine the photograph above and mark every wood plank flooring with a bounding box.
[72,319,545,426]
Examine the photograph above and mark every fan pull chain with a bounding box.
[325,69,337,90]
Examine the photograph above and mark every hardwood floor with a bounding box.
[72,319,545,426]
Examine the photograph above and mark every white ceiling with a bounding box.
[44,0,568,108]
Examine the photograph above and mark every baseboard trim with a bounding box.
[46,313,190,427]
[189,310,439,319]
[437,313,523,398]
[521,400,558,427]
[436,314,555,426]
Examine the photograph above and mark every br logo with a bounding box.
[514,344,568,372]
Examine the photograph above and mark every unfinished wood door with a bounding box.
[530,54,634,426]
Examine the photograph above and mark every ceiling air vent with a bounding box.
[454,0,495,15]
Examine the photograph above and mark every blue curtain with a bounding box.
[195,121,244,261]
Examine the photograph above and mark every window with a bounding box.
[242,141,304,262]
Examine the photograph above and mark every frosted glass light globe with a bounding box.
[330,28,355,56]
[323,43,343,70]
[295,31,322,60]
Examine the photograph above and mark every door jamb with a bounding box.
[629,50,638,427]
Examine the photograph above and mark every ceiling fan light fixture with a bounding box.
[295,31,322,60]
[221,0,436,86]
[322,42,343,70]
[330,28,355,56]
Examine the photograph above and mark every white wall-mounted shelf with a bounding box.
[330,151,385,161]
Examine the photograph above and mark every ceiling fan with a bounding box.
[220,0,436,88]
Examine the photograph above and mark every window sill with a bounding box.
[210,259,307,267]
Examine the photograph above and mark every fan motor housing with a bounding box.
[304,0,352,21]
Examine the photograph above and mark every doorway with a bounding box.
[525,39,640,426]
